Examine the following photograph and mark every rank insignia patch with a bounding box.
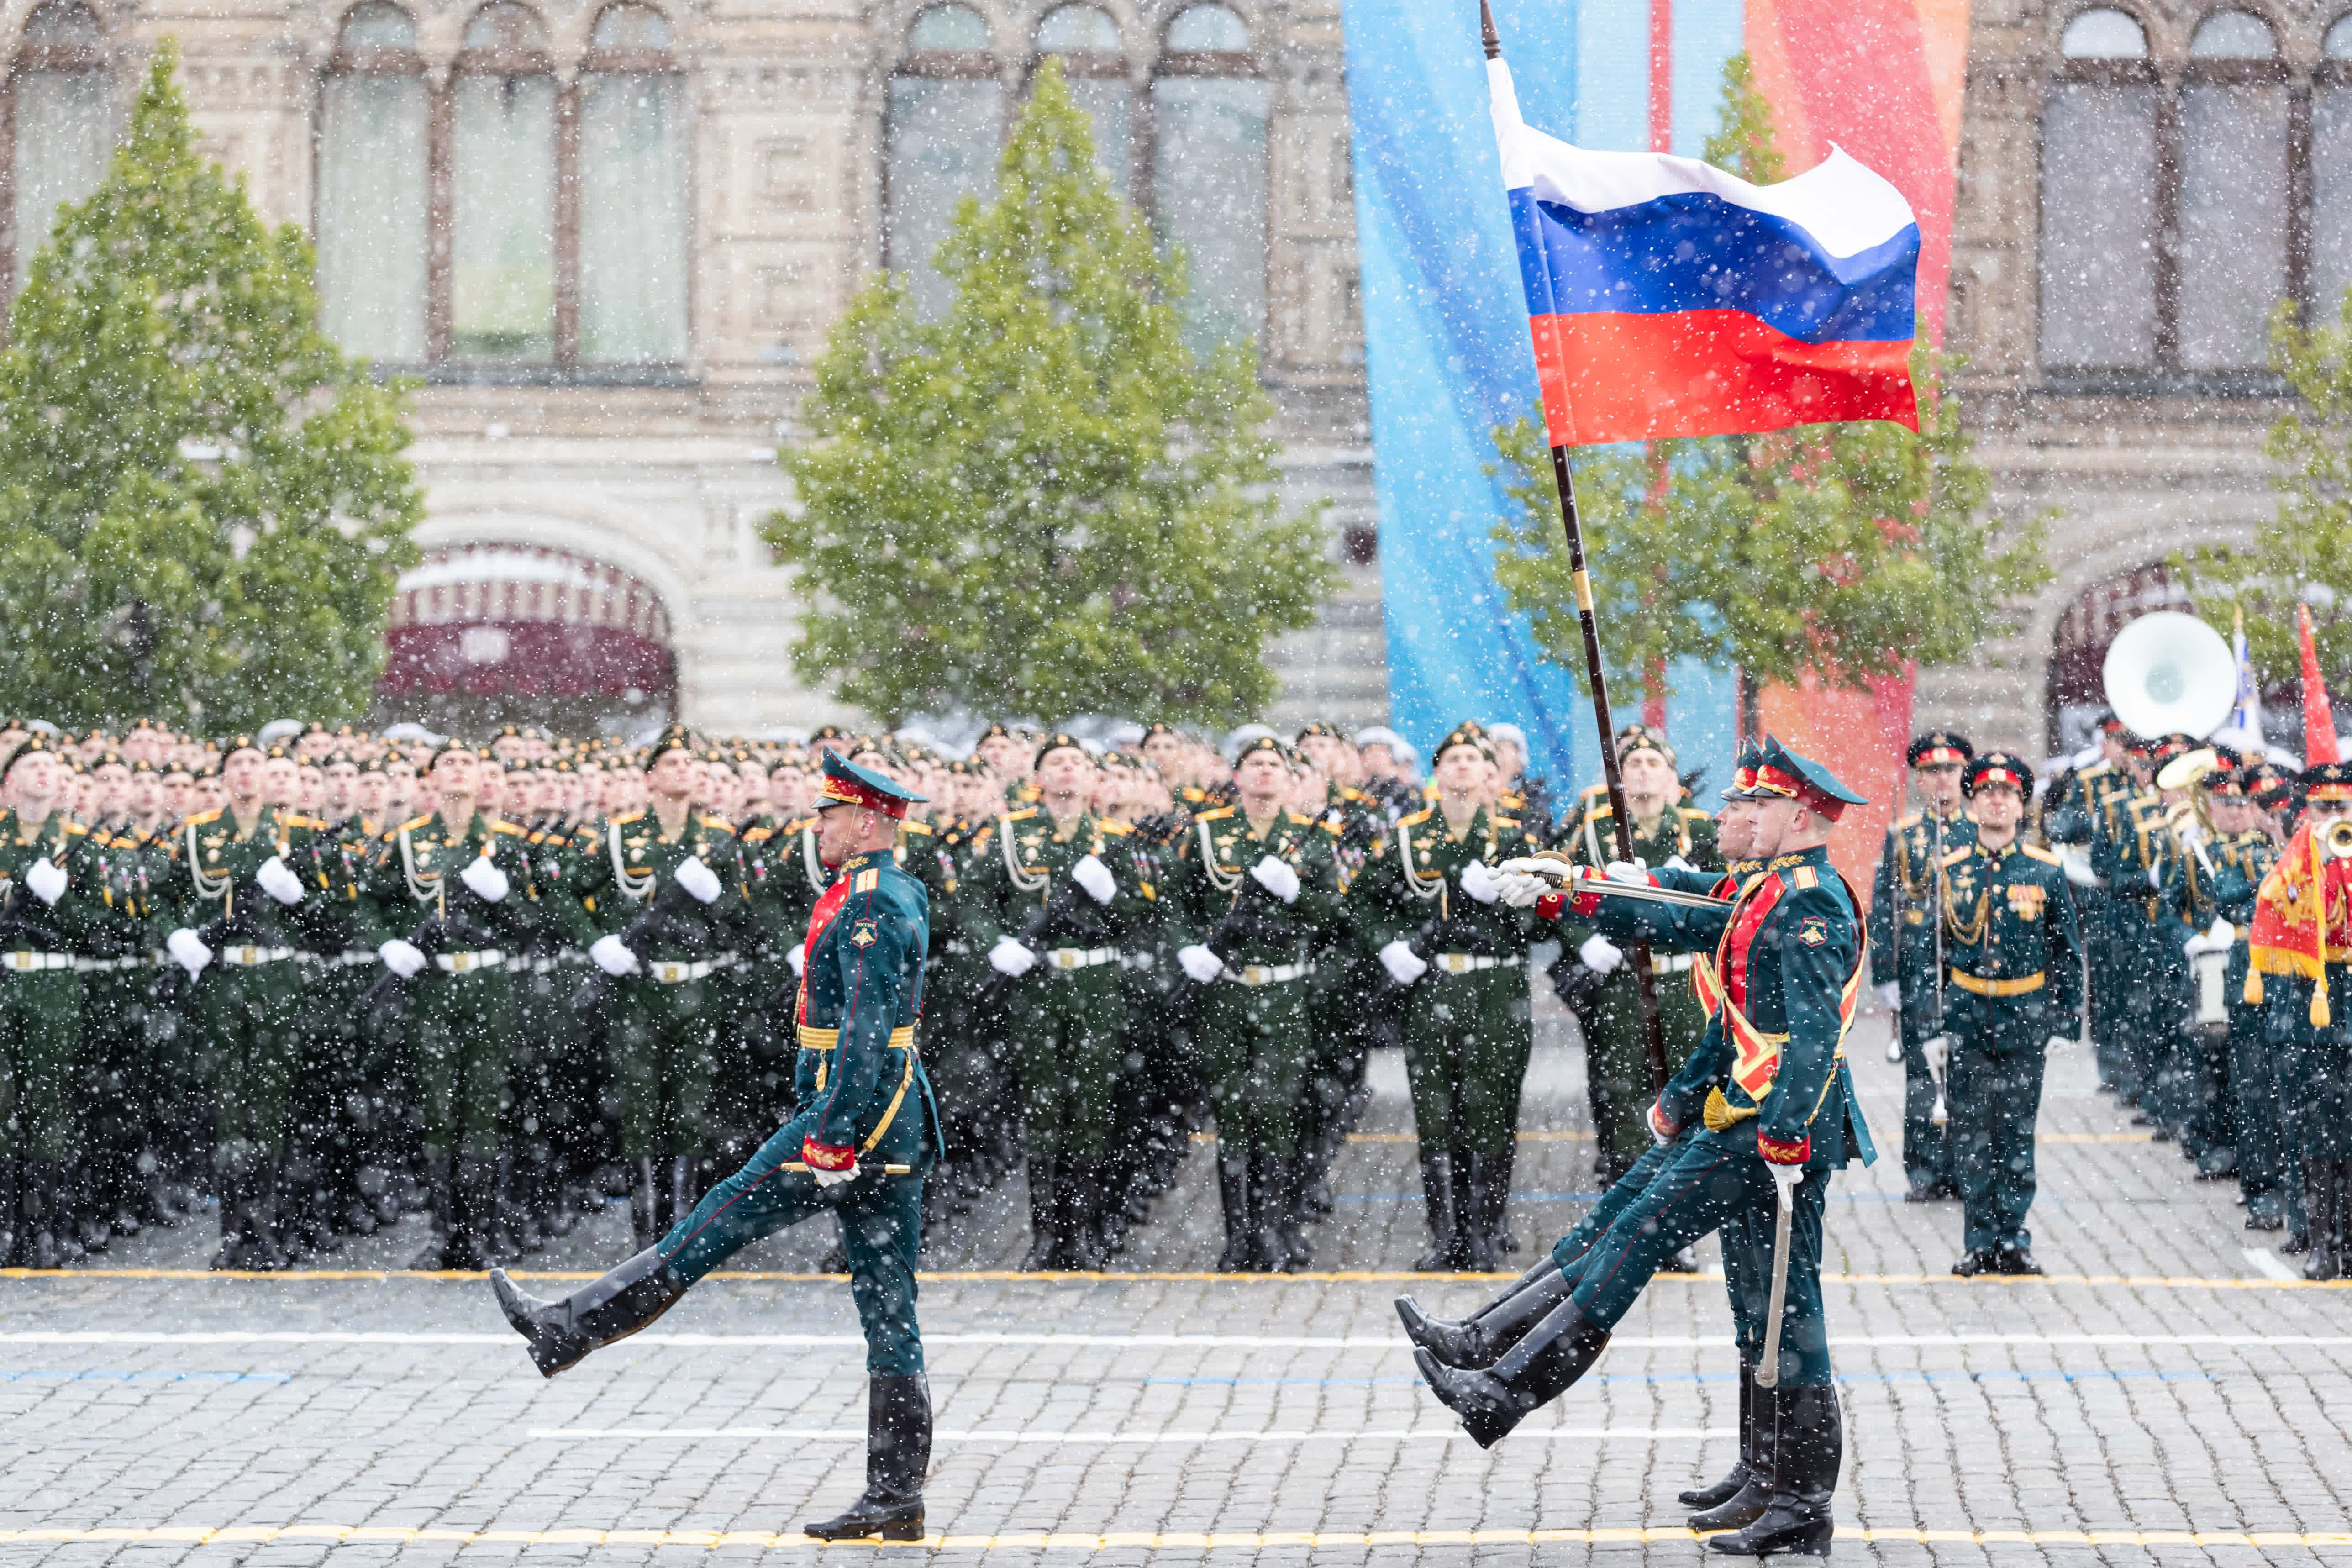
[1798,916,1828,947]
[849,920,878,949]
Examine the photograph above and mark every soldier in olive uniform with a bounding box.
[1171,735,1344,1272]
[1555,725,1722,1184]
[76,758,161,1249]
[369,741,539,1268]
[1358,726,1548,1271]
[1937,752,2083,1277]
[2206,767,2288,1231]
[2042,716,2136,1094]
[548,726,742,1247]
[495,753,945,1544]
[1868,732,1976,1202]
[153,736,315,1269]
[0,737,100,1266]
[963,735,1151,1270]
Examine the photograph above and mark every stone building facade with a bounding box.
[0,0,1376,736]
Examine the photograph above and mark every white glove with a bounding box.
[1494,870,1547,908]
[2060,848,2103,889]
[812,1163,858,1189]
[165,927,211,977]
[2208,919,2235,947]
[2046,1033,2073,1053]
[2176,822,2207,848]
[1767,1160,1804,1205]
[1875,981,1901,1011]
[674,855,722,905]
[23,856,64,906]
[1459,860,1500,904]
[1071,853,1115,905]
[1379,938,1429,985]
[255,854,304,906]
[1579,933,1623,975]
[377,938,426,979]
[1250,855,1301,904]
[2148,866,2162,889]
[1605,860,1654,884]
[458,855,509,904]
[589,933,640,977]
[1663,854,1697,873]
[1923,1034,1951,1074]
[1178,943,1226,983]
[787,945,806,977]
[2182,931,2208,959]
[989,935,1037,976]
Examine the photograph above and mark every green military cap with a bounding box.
[1434,725,1492,763]
[643,724,696,771]
[1232,733,1292,766]
[0,732,52,779]
[222,734,262,760]
[1034,732,1091,770]
[1962,751,2033,797]
[1615,723,1675,766]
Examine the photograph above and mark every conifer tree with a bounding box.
[769,60,1332,726]
[0,42,421,730]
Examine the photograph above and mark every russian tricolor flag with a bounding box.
[1489,57,1921,448]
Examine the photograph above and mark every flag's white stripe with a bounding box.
[1486,57,1916,260]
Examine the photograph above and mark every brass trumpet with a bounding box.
[2318,819,2352,863]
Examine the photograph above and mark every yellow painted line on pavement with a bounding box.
[1,1524,2346,1551]
[11,1266,2351,1289]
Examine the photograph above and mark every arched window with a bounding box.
[2330,15,2352,57]
[2178,11,2285,370]
[2318,21,2352,319]
[10,1,111,288]
[1151,4,1264,353]
[2059,7,2146,58]
[2040,20,2158,370]
[1036,4,1128,192]
[887,3,1000,320]
[579,3,687,361]
[317,3,428,359]
[450,3,557,362]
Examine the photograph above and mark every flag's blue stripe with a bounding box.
[1510,189,1919,343]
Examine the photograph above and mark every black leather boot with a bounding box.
[411,1149,455,1268]
[1214,1152,1254,1272]
[1709,1383,1839,1557]
[2305,1160,2341,1282]
[629,1157,660,1249]
[25,1160,63,1270]
[1463,1152,1504,1272]
[805,1373,932,1542]
[665,1156,697,1239]
[1063,1159,1107,1271]
[1681,1362,1758,1510]
[450,1158,498,1269]
[1019,1155,1061,1272]
[241,1158,289,1272]
[1415,1296,1611,1448]
[1490,1141,1520,1253]
[490,1245,690,1376]
[0,1155,17,1267]
[1690,1372,1779,1531]
[1246,1152,1286,1273]
[1275,1156,1311,1271]
[1395,1258,1573,1370]
[1414,1150,1463,1272]
[207,1158,245,1272]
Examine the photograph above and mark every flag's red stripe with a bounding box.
[1528,309,1919,447]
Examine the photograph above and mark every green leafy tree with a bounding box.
[2178,297,2352,680]
[768,60,1333,727]
[0,42,421,731]
[1491,54,2045,700]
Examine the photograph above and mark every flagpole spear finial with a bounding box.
[1480,0,1500,58]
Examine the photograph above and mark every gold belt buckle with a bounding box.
[232,946,255,965]
[1439,953,1471,974]
[450,952,474,974]
[655,961,680,983]
[1241,964,1271,985]
[1051,949,1080,970]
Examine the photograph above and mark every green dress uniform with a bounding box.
[2201,825,2285,1228]
[2091,784,2175,1109]
[2157,816,2243,1178]
[1555,795,1722,1181]
[0,808,98,1266]
[1354,799,1546,1270]
[493,752,945,1547]
[75,823,159,1247]
[273,813,386,1252]
[370,809,537,1268]
[2043,757,2137,1092]
[1936,828,2082,1271]
[549,805,744,1243]
[152,802,310,1268]
[959,802,1151,1269]
[1169,802,1344,1271]
[1868,804,1975,1197]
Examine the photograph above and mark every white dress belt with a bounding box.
[1045,947,1117,971]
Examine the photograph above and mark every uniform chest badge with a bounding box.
[849,920,878,949]
[1797,916,1828,947]
[2006,884,2047,919]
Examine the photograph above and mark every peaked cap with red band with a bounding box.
[1905,730,1973,769]
[1962,750,2035,799]
[816,749,927,820]
[1722,737,1763,799]
[1741,735,1868,821]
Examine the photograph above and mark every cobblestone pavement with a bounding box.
[5,998,2351,1565]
